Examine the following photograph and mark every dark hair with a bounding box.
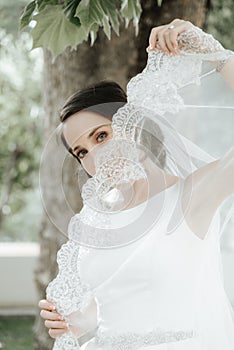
[59,80,127,163]
[59,79,166,176]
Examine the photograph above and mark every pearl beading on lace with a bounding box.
[45,24,234,350]
[95,327,197,349]
[126,24,234,113]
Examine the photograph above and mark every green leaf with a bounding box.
[120,0,142,35]
[20,1,36,30]
[75,0,120,42]
[31,5,89,56]
[101,0,120,36]
[102,13,111,39]
[89,22,99,46]
[63,0,82,26]
[36,0,60,12]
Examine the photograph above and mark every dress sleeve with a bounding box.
[46,215,96,350]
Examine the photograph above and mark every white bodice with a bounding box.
[76,180,234,349]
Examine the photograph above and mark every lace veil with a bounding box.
[41,25,234,349]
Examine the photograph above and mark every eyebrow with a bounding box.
[72,123,111,153]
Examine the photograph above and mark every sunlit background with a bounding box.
[0,0,234,349]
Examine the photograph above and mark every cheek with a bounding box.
[81,158,96,177]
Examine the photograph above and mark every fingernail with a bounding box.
[149,43,153,49]
[58,315,63,320]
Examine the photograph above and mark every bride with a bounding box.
[38,19,234,349]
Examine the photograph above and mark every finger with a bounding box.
[171,18,185,25]
[167,22,193,54]
[148,26,163,49]
[157,29,170,55]
[38,299,56,311]
[168,30,179,52]
[40,309,63,321]
[174,21,193,36]
[48,328,69,339]
[164,31,175,53]
[44,320,68,329]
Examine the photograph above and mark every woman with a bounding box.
[39,19,234,349]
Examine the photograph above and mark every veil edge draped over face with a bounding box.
[43,25,234,349]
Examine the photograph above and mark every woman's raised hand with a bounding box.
[38,299,69,339]
[146,18,193,56]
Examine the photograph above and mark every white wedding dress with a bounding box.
[45,24,234,350]
[77,178,234,350]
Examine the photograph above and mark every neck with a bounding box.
[128,156,179,207]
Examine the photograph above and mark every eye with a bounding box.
[76,131,109,160]
[76,149,87,159]
[96,131,108,142]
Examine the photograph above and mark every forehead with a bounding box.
[62,110,111,148]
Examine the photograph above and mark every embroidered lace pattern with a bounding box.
[95,327,198,349]
[177,24,233,72]
[46,239,93,349]
[45,24,234,350]
[126,25,234,113]
[68,206,150,248]
[80,139,147,213]
[52,332,81,350]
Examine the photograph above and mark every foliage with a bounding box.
[0,0,28,37]
[207,0,234,50]
[0,316,34,350]
[20,0,234,57]
[0,29,43,241]
[20,0,163,57]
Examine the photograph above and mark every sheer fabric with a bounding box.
[45,25,234,349]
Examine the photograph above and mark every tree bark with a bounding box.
[33,18,140,350]
[33,1,210,349]
[130,0,210,75]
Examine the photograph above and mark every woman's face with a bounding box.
[62,110,113,176]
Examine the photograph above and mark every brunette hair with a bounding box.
[59,80,127,163]
[58,79,166,174]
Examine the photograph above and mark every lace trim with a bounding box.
[46,240,93,349]
[46,240,92,315]
[95,327,198,349]
[80,139,146,212]
[126,49,203,115]
[68,208,149,248]
[52,331,81,350]
[178,24,225,55]
[45,24,234,350]
[126,25,234,112]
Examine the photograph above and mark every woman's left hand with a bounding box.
[146,18,193,56]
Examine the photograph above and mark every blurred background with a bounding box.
[0,0,234,349]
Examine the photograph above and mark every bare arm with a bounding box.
[217,55,234,90]
[188,146,234,217]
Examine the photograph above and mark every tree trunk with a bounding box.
[33,18,140,350]
[131,0,210,74]
[33,1,210,349]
